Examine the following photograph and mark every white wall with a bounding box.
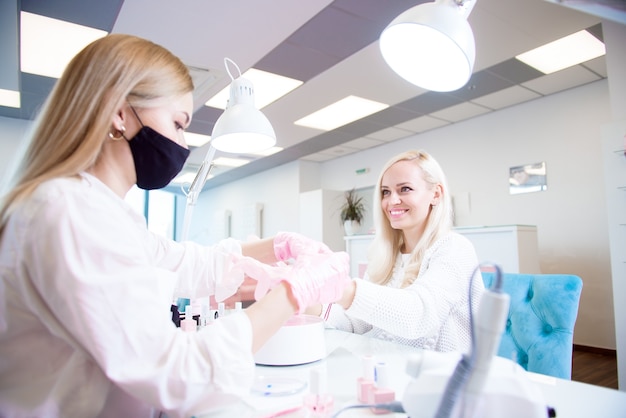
[0,116,30,189]
[299,189,345,252]
[176,160,304,244]
[601,20,626,389]
[0,80,616,350]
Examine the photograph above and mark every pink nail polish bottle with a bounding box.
[181,305,197,332]
[369,362,395,414]
[357,355,376,403]
[303,368,334,417]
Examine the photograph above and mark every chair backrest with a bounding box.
[481,272,583,379]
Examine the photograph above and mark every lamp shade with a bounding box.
[210,76,276,153]
[379,0,475,92]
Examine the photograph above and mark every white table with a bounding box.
[200,329,626,417]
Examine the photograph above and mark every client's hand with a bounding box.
[286,251,351,314]
[273,232,332,262]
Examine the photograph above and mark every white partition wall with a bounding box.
[299,189,345,253]
[455,225,541,274]
[603,121,626,391]
[602,19,626,391]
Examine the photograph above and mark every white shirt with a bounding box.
[324,232,485,353]
[0,173,254,418]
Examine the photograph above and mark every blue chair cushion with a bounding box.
[481,272,583,379]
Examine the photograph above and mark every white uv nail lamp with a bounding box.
[254,314,326,366]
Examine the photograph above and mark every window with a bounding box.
[147,189,176,238]
[125,186,177,239]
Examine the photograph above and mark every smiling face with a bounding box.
[380,159,441,251]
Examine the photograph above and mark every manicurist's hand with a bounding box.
[245,282,298,352]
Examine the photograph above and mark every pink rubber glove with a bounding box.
[286,251,351,314]
[273,231,332,262]
[228,255,292,301]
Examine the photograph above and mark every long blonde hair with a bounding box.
[0,34,193,235]
[366,150,453,286]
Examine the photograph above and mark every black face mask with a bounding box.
[126,112,190,190]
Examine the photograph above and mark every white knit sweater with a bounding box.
[325,231,484,353]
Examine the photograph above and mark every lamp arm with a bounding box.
[183,144,216,206]
[224,57,242,81]
[179,144,216,242]
[439,0,477,18]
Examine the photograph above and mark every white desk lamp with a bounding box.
[379,0,477,92]
[180,58,276,242]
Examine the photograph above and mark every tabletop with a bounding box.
[198,329,626,418]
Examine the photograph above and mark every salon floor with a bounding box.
[571,347,618,389]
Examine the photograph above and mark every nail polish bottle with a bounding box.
[200,301,212,327]
[191,299,201,327]
[217,302,225,319]
[369,363,395,414]
[356,355,376,403]
[303,368,334,417]
[181,304,197,333]
[223,301,241,317]
[170,303,181,327]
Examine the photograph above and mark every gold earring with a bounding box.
[108,126,126,140]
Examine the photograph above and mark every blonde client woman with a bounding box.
[0,34,349,418]
[309,150,484,353]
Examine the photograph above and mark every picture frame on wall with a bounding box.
[509,162,547,195]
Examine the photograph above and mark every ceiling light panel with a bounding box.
[171,172,199,185]
[212,157,250,167]
[515,30,605,74]
[184,132,211,147]
[20,12,107,79]
[294,95,389,131]
[0,89,20,108]
[205,68,302,109]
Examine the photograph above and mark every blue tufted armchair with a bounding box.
[481,272,583,379]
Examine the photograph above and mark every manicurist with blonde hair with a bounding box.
[310,150,484,353]
[0,34,349,417]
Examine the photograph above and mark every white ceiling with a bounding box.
[4,0,624,192]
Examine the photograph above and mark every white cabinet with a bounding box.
[345,225,541,277]
[454,225,540,273]
[344,234,374,278]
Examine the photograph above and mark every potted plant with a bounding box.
[340,188,365,236]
